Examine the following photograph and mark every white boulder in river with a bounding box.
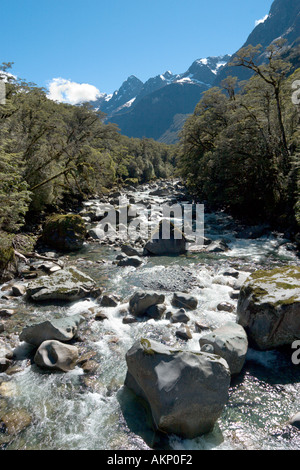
[199,321,248,375]
[34,340,79,372]
[237,266,300,350]
[125,338,230,438]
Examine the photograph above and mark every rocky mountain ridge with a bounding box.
[92,0,299,143]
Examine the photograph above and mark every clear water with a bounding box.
[1,187,300,450]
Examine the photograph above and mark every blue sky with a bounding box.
[2,0,273,101]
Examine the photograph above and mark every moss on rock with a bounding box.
[41,213,86,252]
[237,266,300,349]
[0,233,16,281]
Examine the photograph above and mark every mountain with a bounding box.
[92,55,230,143]
[108,81,210,142]
[92,0,300,144]
[92,75,143,117]
[216,0,300,84]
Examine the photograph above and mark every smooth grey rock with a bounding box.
[217,302,235,313]
[94,311,108,321]
[34,340,79,372]
[129,292,165,317]
[125,338,230,438]
[12,283,26,296]
[122,315,138,324]
[146,304,166,319]
[26,267,95,302]
[117,256,143,268]
[200,321,248,375]
[237,266,300,350]
[171,293,198,310]
[143,221,187,256]
[170,308,190,324]
[100,294,119,307]
[205,240,230,253]
[176,325,192,340]
[20,314,84,347]
[121,244,143,257]
[116,254,127,261]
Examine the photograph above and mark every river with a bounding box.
[0,182,300,450]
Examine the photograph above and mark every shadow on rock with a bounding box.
[117,386,171,450]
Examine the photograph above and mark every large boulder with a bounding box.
[169,309,190,324]
[121,244,143,257]
[171,293,198,310]
[34,340,79,372]
[199,321,248,375]
[237,266,300,350]
[129,292,165,317]
[117,256,143,268]
[205,240,230,253]
[20,314,84,347]
[143,221,187,256]
[26,267,95,302]
[146,304,166,319]
[125,338,230,439]
[41,214,87,252]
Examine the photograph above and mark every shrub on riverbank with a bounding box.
[177,41,300,233]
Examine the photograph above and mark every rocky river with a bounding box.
[0,180,300,450]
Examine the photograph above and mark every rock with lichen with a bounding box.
[26,266,95,302]
[40,213,87,251]
[237,266,300,350]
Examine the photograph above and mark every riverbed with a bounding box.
[1,182,300,450]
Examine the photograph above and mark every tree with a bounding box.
[230,39,292,168]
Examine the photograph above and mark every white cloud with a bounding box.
[47,78,102,105]
[255,14,269,27]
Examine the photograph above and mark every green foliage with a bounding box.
[0,147,31,232]
[0,231,15,277]
[0,63,176,236]
[178,44,300,228]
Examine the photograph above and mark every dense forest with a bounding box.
[0,62,175,236]
[177,40,300,233]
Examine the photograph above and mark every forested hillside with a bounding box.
[177,41,300,232]
[0,62,175,236]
